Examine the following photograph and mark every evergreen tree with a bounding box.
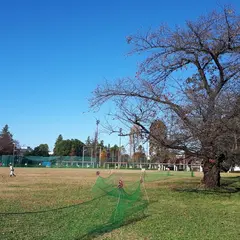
[1,124,13,138]
[54,134,63,155]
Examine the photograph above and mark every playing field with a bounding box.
[0,168,240,240]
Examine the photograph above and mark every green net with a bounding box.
[85,173,148,238]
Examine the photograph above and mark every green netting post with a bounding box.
[167,170,170,176]
[191,170,194,177]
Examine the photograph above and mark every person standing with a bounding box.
[9,163,16,177]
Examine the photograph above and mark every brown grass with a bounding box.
[0,168,147,211]
[0,168,237,210]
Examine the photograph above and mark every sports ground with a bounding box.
[0,168,240,240]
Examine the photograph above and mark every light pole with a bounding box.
[82,146,94,168]
[95,120,100,167]
[82,146,84,168]
[99,146,101,167]
[91,148,93,167]
[12,143,15,167]
[118,128,122,168]
[82,146,87,168]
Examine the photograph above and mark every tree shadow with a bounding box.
[174,176,240,195]
[221,176,240,187]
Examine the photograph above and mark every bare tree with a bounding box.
[149,120,169,162]
[90,7,240,188]
[214,94,240,170]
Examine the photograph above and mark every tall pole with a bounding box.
[95,119,100,167]
[146,140,149,161]
[118,128,122,168]
[91,148,93,167]
[99,146,101,167]
[82,146,85,168]
[12,143,15,167]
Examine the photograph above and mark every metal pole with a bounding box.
[91,148,93,167]
[12,143,15,167]
[118,128,122,169]
[95,120,100,164]
[82,146,85,168]
[99,147,101,167]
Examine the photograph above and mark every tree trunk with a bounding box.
[202,160,220,188]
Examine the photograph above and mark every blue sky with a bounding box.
[0,0,239,151]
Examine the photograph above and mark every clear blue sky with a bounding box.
[0,0,239,151]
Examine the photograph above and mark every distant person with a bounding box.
[9,163,16,177]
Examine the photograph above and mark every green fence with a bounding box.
[0,155,14,166]
[0,155,98,168]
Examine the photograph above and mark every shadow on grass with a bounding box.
[221,176,240,186]
[77,214,149,240]
[0,198,96,216]
[174,176,240,195]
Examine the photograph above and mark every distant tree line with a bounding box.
[0,124,133,163]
